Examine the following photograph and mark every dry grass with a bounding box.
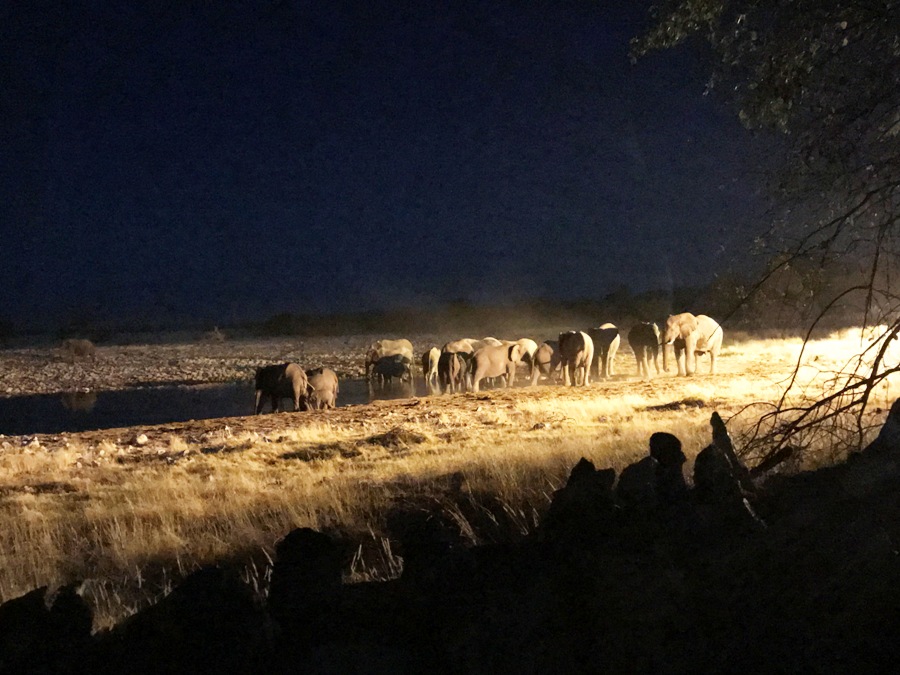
[1,328,899,629]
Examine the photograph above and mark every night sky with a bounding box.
[2,1,770,329]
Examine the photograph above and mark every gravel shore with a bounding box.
[0,334,448,397]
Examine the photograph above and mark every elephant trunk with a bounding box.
[662,342,669,373]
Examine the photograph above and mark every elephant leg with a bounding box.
[709,350,716,375]
[685,337,696,375]
[563,360,571,386]
[271,395,280,413]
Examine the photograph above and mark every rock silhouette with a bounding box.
[5,405,900,672]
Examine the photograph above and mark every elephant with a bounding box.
[558,331,594,386]
[371,354,413,385]
[529,340,561,385]
[511,338,538,367]
[661,313,723,376]
[438,350,471,393]
[470,343,523,392]
[442,339,481,389]
[305,367,339,410]
[254,363,309,414]
[364,339,414,380]
[422,347,440,388]
[586,323,620,379]
[490,338,539,382]
[442,338,477,355]
[628,322,661,378]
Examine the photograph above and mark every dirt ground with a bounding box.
[0,334,401,398]
[0,328,804,456]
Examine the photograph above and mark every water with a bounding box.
[0,379,431,436]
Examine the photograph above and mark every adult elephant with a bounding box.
[371,354,413,385]
[558,331,594,386]
[512,338,539,367]
[628,322,661,378]
[441,338,476,355]
[305,367,339,409]
[529,340,561,385]
[661,313,723,376]
[364,339,414,380]
[438,351,471,393]
[493,338,538,382]
[470,343,522,392]
[421,347,440,388]
[587,323,620,379]
[254,363,309,414]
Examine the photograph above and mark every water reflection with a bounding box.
[59,391,98,412]
[0,378,441,436]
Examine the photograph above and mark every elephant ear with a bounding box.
[683,315,699,338]
[508,344,521,362]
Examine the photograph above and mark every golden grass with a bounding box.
[1,328,899,629]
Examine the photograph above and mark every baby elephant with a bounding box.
[254,363,309,414]
[305,367,339,410]
[530,340,561,385]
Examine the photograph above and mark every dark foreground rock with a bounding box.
[5,404,900,673]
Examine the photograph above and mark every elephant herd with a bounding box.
[253,313,723,412]
[411,312,722,394]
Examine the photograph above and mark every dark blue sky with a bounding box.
[1,1,770,328]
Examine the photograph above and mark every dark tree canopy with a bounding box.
[634,1,900,459]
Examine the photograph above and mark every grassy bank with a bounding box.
[0,328,896,629]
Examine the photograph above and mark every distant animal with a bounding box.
[438,351,471,393]
[422,347,440,388]
[530,340,561,385]
[364,339,414,380]
[305,367,339,409]
[481,337,503,346]
[470,343,522,392]
[254,363,309,414]
[661,313,723,376]
[371,354,413,385]
[558,331,594,386]
[628,322,661,378]
[60,338,96,361]
[587,323,620,379]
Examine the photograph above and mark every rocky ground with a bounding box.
[0,333,452,398]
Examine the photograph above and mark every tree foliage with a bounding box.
[633,1,900,461]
